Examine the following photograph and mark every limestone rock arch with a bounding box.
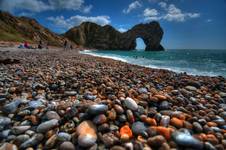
[65,21,164,51]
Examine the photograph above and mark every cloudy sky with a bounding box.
[0,0,226,49]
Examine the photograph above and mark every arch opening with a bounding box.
[135,37,146,51]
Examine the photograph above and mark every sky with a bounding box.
[0,0,226,49]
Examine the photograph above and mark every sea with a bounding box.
[80,49,226,78]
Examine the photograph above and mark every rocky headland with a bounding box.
[0,47,225,150]
[65,21,164,51]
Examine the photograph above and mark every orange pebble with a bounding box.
[170,117,184,128]
[207,122,217,127]
[120,125,133,139]
[151,126,174,140]
[145,118,157,126]
[154,94,167,101]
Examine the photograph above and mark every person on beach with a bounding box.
[38,40,43,49]
[64,40,68,50]
[24,41,29,49]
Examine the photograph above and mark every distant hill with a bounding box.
[0,11,68,46]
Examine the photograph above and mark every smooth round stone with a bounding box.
[159,101,170,110]
[160,115,170,127]
[132,121,147,135]
[204,142,216,150]
[83,93,96,100]
[193,122,203,133]
[87,104,108,115]
[0,143,18,150]
[213,117,225,126]
[57,132,71,141]
[3,100,21,114]
[138,88,148,94]
[28,100,43,109]
[0,129,10,139]
[114,104,124,114]
[11,126,31,135]
[185,86,197,91]
[36,119,59,133]
[59,141,75,150]
[124,97,138,111]
[172,131,203,149]
[147,135,166,147]
[20,133,44,149]
[64,91,77,96]
[0,117,11,129]
[110,145,126,150]
[14,134,30,145]
[98,123,110,133]
[93,114,107,125]
[76,121,97,147]
[45,111,60,120]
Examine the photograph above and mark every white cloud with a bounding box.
[48,0,84,10]
[47,15,111,30]
[82,5,93,13]
[0,0,92,13]
[158,2,167,9]
[0,0,50,12]
[144,3,200,22]
[123,1,142,14]
[206,19,212,22]
[144,8,158,17]
[118,28,127,33]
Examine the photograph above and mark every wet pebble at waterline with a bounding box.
[0,49,226,149]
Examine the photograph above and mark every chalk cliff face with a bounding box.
[64,21,164,51]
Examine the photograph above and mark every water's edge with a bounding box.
[80,50,226,78]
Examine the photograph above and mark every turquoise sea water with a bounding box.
[80,49,226,78]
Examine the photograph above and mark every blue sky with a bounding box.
[0,0,226,49]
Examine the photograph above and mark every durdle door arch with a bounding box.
[65,21,165,51]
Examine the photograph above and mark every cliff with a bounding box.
[0,11,67,46]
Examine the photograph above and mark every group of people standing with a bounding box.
[18,39,74,50]
[63,40,73,50]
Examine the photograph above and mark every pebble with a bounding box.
[0,143,18,150]
[57,132,71,141]
[59,141,75,150]
[76,121,97,147]
[45,111,60,120]
[172,131,203,149]
[28,100,43,109]
[0,117,11,129]
[159,101,170,110]
[147,135,166,147]
[36,119,59,133]
[87,104,108,115]
[20,133,44,149]
[3,100,21,114]
[185,86,197,91]
[138,87,148,94]
[101,132,119,147]
[160,115,170,127]
[124,97,138,111]
[11,126,31,135]
[93,114,107,125]
[132,121,146,135]
[193,122,203,133]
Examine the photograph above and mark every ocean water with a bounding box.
[80,49,226,78]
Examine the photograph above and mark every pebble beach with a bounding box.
[0,47,226,150]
